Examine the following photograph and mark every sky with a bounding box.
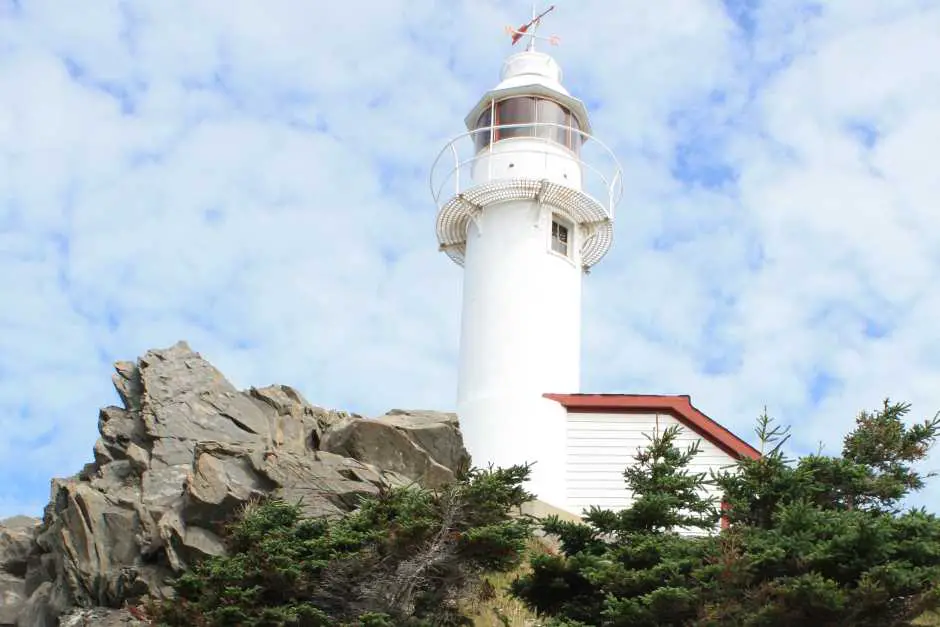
[1,0,940,519]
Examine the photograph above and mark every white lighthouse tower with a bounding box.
[430,8,622,509]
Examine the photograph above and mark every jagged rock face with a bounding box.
[0,517,40,625]
[2,341,467,627]
[321,409,469,488]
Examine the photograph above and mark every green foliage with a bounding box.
[151,464,535,627]
[512,425,720,626]
[513,401,940,626]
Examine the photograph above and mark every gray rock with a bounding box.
[112,362,142,413]
[58,607,148,627]
[376,409,470,475]
[182,442,274,527]
[321,413,467,488]
[98,406,146,451]
[181,526,226,560]
[258,450,388,519]
[140,464,189,508]
[0,517,40,626]
[156,510,226,572]
[0,517,39,577]
[7,341,471,626]
[136,343,268,448]
[15,580,70,627]
[0,518,40,532]
[45,481,143,607]
[22,553,55,597]
[249,385,349,453]
[1,572,27,625]
[124,444,150,475]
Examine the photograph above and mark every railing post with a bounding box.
[612,170,622,221]
[543,124,549,173]
[451,142,460,197]
[487,126,493,181]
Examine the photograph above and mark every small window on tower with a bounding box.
[551,218,570,257]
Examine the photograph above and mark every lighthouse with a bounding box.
[430,8,623,509]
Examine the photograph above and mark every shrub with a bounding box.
[151,464,535,627]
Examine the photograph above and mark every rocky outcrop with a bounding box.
[1,341,468,627]
[321,409,469,488]
[0,517,40,625]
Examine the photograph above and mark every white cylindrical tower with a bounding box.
[430,40,622,509]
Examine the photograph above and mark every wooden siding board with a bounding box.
[565,412,734,520]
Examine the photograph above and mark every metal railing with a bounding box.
[429,122,624,222]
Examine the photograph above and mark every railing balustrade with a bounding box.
[430,122,623,221]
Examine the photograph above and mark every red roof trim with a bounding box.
[544,393,760,461]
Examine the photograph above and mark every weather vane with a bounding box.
[505,4,560,51]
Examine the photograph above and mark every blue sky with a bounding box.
[2,0,940,518]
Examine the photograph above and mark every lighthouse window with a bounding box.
[537,99,568,144]
[475,96,582,154]
[568,113,582,152]
[474,108,492,152]
[495,97,536,140]
[551,219,570,256]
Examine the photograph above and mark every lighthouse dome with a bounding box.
[495,50,569,96]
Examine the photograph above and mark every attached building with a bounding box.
[547,394,760,517]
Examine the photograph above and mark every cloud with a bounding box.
[1,0,939,517]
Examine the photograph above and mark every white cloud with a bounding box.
[1,0,939,517]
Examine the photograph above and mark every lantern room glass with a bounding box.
[536,99,566,144]
[473,96,581,155]
[497,97,535,140]
[474,107,492,152]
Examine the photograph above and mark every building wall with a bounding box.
[472,137,583,189]
[457,199,582,404]
[460,395,569,509]
[565,411,737,517]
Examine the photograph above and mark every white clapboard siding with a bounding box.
[565,412,736,522]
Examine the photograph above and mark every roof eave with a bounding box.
[544,393,761,461]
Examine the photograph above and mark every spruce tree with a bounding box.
[514,401,940,627]
[511,424,720,626]
[705,401,940,626]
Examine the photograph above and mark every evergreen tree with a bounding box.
[511,424,720,626]
[150,464,535,627]
[705,401,940,626]
[514,401,940,627]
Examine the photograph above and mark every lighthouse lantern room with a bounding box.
[429,6,623,510]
